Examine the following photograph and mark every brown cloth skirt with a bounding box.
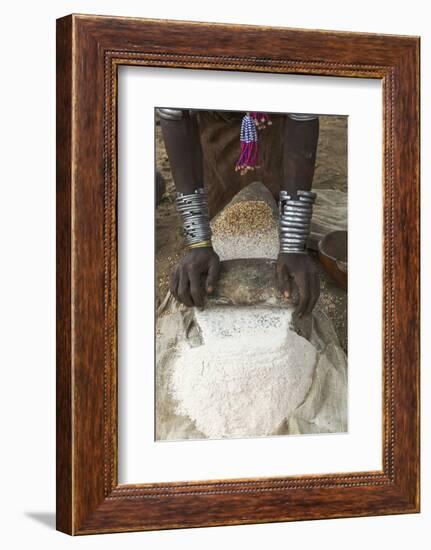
[197,111,286,218]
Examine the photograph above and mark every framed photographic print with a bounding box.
[56,14,420,535]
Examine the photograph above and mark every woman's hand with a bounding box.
[276,253,320,316]
[170,248,220,308]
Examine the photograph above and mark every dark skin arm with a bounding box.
[276,115,320,316]
[160,110,220,308]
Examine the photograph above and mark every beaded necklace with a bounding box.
[235,112,271,175]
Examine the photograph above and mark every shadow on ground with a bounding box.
[25,511,55,530]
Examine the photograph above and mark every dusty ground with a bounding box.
[155,114,348,352]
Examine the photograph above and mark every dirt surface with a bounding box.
[155,114,348,352]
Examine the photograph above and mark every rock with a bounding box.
[211,183,348,258]
[213,180,279,219]
[208,259,313,339]
[211,182,279,261]
[158,258,312,338]
[208,258,286,307]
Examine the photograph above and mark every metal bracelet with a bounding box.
[175,188,212,247]
[279,189,316,254]
[287,113,318,122]
[156,107,185,121]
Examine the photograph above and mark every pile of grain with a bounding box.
[211,200,279,261]
[211,200,275,237]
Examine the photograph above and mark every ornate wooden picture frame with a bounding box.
[56,14,420,535]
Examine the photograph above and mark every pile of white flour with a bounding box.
[170,307,317,439]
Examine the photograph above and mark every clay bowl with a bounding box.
[318,230,348,290]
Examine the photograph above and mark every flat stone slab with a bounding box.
[208,258,287,307]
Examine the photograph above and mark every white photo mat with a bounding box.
[117,66,382,484]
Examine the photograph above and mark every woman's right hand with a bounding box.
[170,248,221,308]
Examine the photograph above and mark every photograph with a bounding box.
[0,0,425,544]
[155,107,348,441]
[52,12,420,535]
